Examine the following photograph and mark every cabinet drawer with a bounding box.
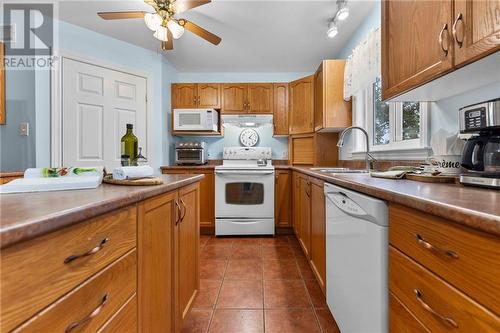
[1,206,137,332]
[98,293,137,333]
[14,250,137,333]
[389,246,500,333]
[389,292,429,333]
[389,204,500,315]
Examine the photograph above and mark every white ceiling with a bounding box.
[59,0,377,72]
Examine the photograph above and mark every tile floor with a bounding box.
[182,235,341,333]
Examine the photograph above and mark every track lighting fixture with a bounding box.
[327,20,338,39]
[327,0,348,39]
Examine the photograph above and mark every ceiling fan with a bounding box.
[97,0,221,51]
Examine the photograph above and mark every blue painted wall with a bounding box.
[177,72,312,83]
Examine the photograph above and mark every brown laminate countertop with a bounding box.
[292,166,500,236]
[0,174,204,248]
[161,165,217,170]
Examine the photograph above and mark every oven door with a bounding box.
[215,169,275,218]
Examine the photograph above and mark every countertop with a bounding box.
[161,164,500,236]
[0,174,204,248]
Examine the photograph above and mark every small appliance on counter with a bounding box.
[173,109,219,132]
[459,98,500,189]
[175,141,208,165]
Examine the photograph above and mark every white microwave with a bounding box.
[173,109,219,132]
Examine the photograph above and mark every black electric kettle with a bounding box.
[462,135,500,173]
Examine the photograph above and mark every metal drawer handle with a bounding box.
[65,294,108,332]
[438,23,450,56]
[414,289,458,328]
[64,238,109,264]
[180,199,187,222]
[175,200,182,225]
[452,12,464,48]
[416,234,459,259]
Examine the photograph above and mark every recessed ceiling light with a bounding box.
[327,21,338,39]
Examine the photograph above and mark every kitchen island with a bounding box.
[0,174,203,333]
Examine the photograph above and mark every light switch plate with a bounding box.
[19,122,29,136]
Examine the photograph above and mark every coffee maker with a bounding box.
[459,98,500,189]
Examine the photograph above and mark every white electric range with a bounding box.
[215,147,275,236]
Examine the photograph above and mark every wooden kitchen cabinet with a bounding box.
[174,183,200,332]
[314,60,352,132]
[297,173,311,257]
[247,83,273,114]
[162,169,215,231]
[273,83,289,136]
[289,132,339,166]
[172,83,221,109]
[309,177,326,294]
[289,75,315,134]
[292,171,301,236]
[381,0,454,100]
[221,83,247,113]
[453,0,500,67]
[275,169,292,228]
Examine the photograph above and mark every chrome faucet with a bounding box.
[337,126,376,172]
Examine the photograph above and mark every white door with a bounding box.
[62,58,147,170]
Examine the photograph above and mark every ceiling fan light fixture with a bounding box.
[144,12,162,31]
[154,26,169,42]
[167,20,185,39]
[327,21,338,38]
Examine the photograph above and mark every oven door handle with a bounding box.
[215,170,274,175]
[226,220,264,224]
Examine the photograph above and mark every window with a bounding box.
[351,77,430,158]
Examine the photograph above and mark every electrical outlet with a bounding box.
[19,122,29,136]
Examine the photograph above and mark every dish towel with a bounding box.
[112,165,154,180]
[370,170,409,179]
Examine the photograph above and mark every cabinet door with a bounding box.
[453,0,500,67]
[273,83,289,135]
[198,84,221,109]
[247,83,273,114]
[172,84,198,109]
[221,84,247,113]
[292,172,301,236]
[289,76,314,134]
[382,0,454,100]
[310,177,326,294]
[175,183,200,332]
[298,174,311,257]
[389,292,430,333]
[275,170,292,228]
[314,63,324,131]
[138,191,177,333]
[196,171,215,228]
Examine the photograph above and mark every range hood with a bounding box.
[221,115,273,127]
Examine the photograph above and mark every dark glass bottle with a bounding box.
[121,124,138,166]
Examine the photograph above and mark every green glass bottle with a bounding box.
[121,124,138,166]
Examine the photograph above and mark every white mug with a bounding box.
[427,155,462,175]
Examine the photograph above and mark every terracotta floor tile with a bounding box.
[315,309,341,333]
[208,309,263,333]
[304,279,328,308]
[225,259,263,280]
[200,259,227,280]
[296,259,316,280]
[201,245,232,260]
[291,246,307,259]
[231,237,263,247]
[200,235,211,247]
[264,280,311,308]
[263,260,301,280]
[287,236,302,249]
[181,309,212,333]
[217,279,263,309]
[261,246,294,260]
[193,280,222,309]
[230,245,262,259]
[206,237,235,247]
[261,236,290,247]
[264,309,321,333]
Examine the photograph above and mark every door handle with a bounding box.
[65,294,108,332]
[414,289,458,328]
[180,199,187,222]
[452,13,464,48]
[175,200,182,225]
[438,23,450,57]
[64,238,109,264]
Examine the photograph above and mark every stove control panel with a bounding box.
[223,147,272,160]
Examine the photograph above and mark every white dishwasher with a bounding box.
[324,183,388,333]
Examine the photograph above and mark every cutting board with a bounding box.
[103,175,163,186]
[405,173,459,184]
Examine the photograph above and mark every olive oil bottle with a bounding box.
[120,124,138,166]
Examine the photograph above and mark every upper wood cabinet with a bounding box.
[221,83,274,114]
[289,133,339,166]
[314,60,352,132]
[382,0,454,100]
[275,169,292,228]
[172,83,221,109]
[289,75,315,134]
[382,0,500,100]
[273,83,289,136]
[221,83,247,113]
[453,0,500,67]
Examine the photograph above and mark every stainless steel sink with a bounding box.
[310,167,369,174]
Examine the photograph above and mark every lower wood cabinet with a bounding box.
[309,177,326,293]
[297,173,311,257]
[292,171,301,236]
[275,169,292,227]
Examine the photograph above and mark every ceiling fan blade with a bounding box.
[162,30,174,51]
[181,20,221,45]
[97,11,146,20]
[175,1,211,13]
